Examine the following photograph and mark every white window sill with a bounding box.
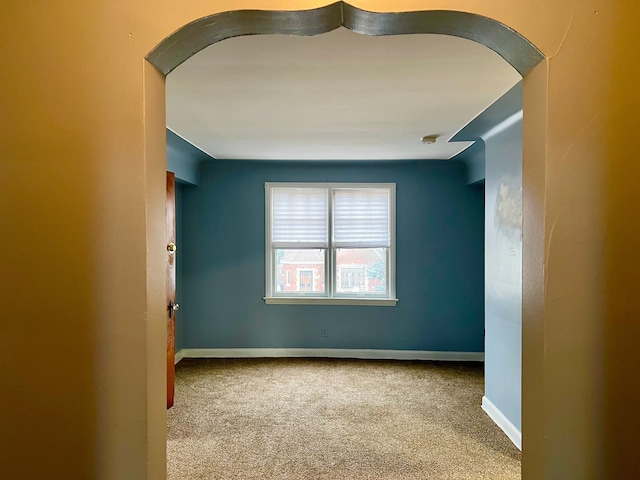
[264,297,398,306]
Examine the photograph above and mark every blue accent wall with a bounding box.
[180,160,484,352]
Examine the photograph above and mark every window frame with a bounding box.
[264,182,397,306]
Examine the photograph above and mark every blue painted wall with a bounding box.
[180,160,484,351]
[483,114,523,432]
[167,129,212,185]
[455,141,485,185]
[454,81,523,437]
[167,126,214,352]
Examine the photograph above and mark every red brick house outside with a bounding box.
[276,248,386,294]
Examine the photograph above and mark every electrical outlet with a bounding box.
[321,328,329,338]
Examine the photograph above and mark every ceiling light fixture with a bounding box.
[421,135,439,144]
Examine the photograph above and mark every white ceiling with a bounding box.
[166,28,521,161]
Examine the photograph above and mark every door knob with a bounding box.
[168,300,180,318]
[167,242,177,253]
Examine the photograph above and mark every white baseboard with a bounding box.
[178,348,484,362]
[481,396,522,450]
[174,349,185,365]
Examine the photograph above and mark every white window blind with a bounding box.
[333,188,390,248]
[271,187,328,248]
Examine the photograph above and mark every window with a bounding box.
[265,183,397,305]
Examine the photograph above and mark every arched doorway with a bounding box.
[145,2,546,476]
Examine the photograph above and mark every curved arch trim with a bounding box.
[146,2,544,76]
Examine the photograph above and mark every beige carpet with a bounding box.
[167,358,520,479]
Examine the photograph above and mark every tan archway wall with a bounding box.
[2,1,639,479]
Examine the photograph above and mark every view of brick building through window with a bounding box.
[276,248,387,295]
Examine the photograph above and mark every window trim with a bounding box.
[264,182,397,306]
